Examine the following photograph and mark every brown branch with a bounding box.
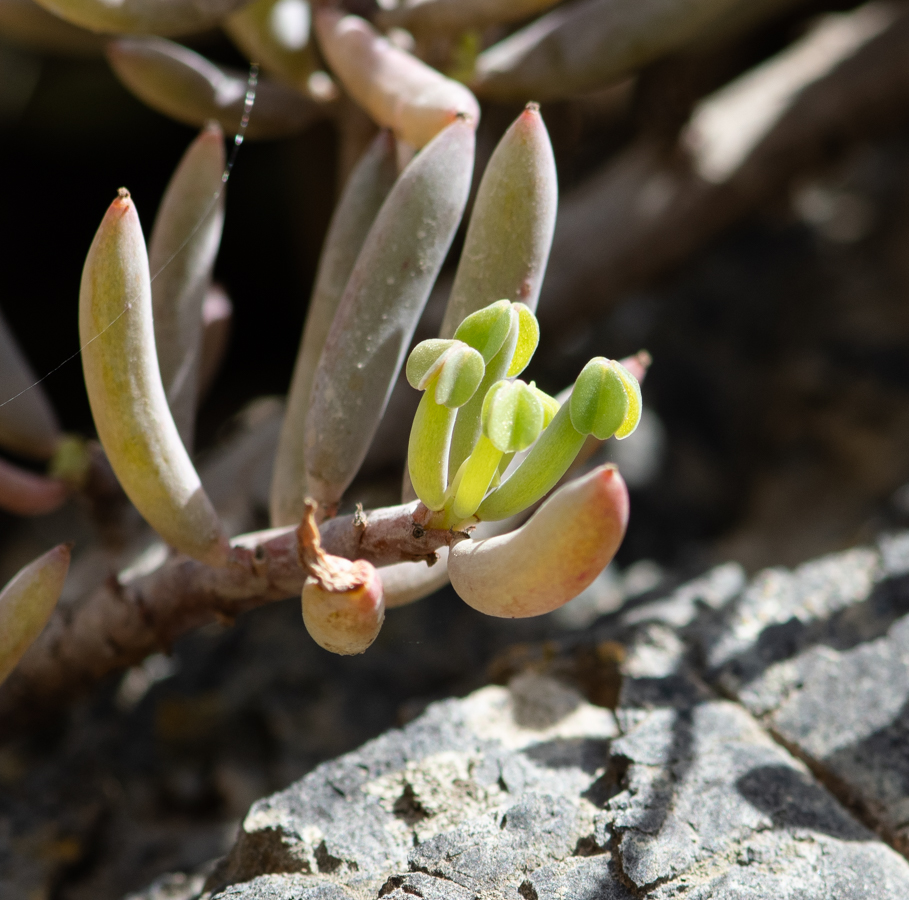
[0,501,450,734]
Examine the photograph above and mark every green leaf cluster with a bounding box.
[406,300,641,526]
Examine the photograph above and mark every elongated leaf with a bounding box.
[33,0,251,36]
[107,37,327,139]
[440,104,557,338]
[472,0,742,102]
[0,543,70,685]
[270,131,397,527]
[305,118,475,510]
[0,306,60,459]
[379,0,563,33]
[0,457,67,516]
[149,122,226,450]
[450,464,628,617]
[80,190,229,566]
[315,9,479,148]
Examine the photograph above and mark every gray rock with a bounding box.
[136,532,909,900]
[210,674,620,898]
[689,534,909,852]
[522,856,635,900]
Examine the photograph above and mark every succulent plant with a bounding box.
[0,0,691,713]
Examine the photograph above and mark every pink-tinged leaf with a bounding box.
[0,457,67,516]
[305,118,475,510]
[107,37,328,139]
[80,189,229,567]
[450,464,629,617]
[315,9,479,148]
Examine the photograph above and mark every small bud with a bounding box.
[449,465,628,618]
[475,400,584,522]
[298,502,384,655]
[482,379,544,453]
[453,299,514,363]
[407,339,457,389]
[447,300,539,478]
[570,357,630,440]
[406,339,484,407]
[433,343,486,408]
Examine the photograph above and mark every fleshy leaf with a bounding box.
[271,131,397,527]
[440,104,557,337]
[305,118,475,509]
[0,543,71,685]
[450,464,629,617]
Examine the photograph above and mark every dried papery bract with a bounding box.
[150,121,226,449]
[0,307,61,459]
[79,190,230,567]
[106,37,327,140]
[472,0,741,102]
[225,0,320,94]
[270,131,398,527]
[378,0,563,34]
[0,457,67,516]
[304,118,475,512]
[449,464,628,617]
[32,0,251,35]
[0,543,70,685]
[315,9,479,148]
[298,502,385,654]
[439,103,557,338]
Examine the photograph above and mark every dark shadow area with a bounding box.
[736,765,871,841]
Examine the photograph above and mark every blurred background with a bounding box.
[4,0,909,895]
